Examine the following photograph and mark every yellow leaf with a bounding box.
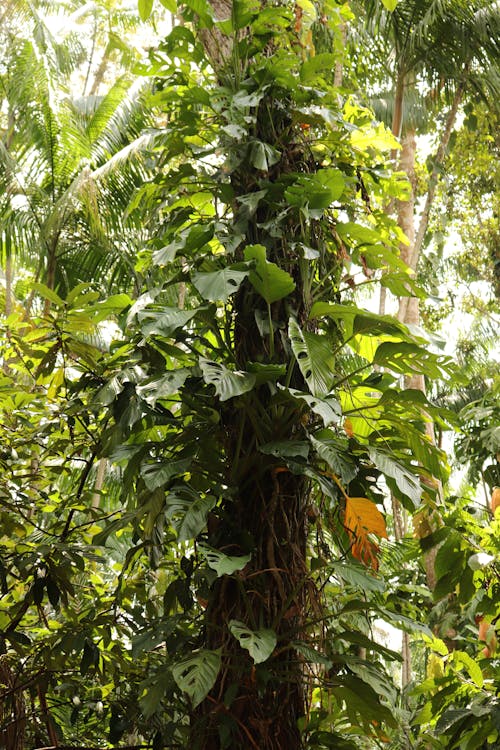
[344,496,387,569]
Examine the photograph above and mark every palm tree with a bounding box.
[349,0,500,691]
[362,0,499,321]
[0,0,155,313]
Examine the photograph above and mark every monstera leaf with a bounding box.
[200,358,256,401]
[192,265,249,302]
[199,545,251,577]
[172,650,221,707]
[244,244,295,304]
[165,491,216,542]
[289,318,335,397]
[229,620,277,664]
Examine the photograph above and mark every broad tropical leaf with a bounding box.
[192,265,249,302]
[310,433,358,483]
[280,386,342,426]
[172,650,221,707]
[368,448,421,508]
[165,491,216,542]
[142,459,191,491]
[229,620,277,664]
[288,318,335,397]
[139,307,198,337]
[199,545,252,577]
[200,358,256,401]
[244,244,295,303]
[136,369,191,405]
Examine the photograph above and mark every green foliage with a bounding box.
[0,0,497,748]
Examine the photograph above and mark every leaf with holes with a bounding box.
[172,650,221,707]
[137,369,191,405]
[244,244,295,304]
[192,266,249,302]
[229,620,277,664]
[368,448,421,508]
[199,545,251,576]
[344,497,387,570]
[165,491,216,542]
[200,358,256,401]
[279,386,342,426]
[289,318,335,397]
[373,341,452,378]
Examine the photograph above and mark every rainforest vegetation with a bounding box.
[0,0,499,748]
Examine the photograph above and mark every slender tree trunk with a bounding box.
[333,23,347,88]
[379,70,406,316]
[394,88,468,596]
[392,70,406,142]
[89,50,110,97]
[397,128,417,325]
[4,244,13,317]
[411,81,465,271]
[91,458,107,509]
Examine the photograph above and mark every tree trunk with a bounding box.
[192,135,313,750]
[4,243,13,317]
[197,466,308,749]
[188,8,324,744]
[397,128,417,327]
[411,81,465,271]
[394,91,469,595]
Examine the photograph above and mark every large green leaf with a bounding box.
[368,448,421,508]
[192,266,249,302]
[199,545,251,576]
[288,318,335,397]
[172,650,221,708]
[300,53,338,83]
[373,341,452,378]
[139,670,173,718]
[229,620,277,664]
[244,244,295,303]
[330,561,385,592]
[285,169,345,212]
[165,491,216,542]
[332,674,397,728]
[292,641,333,668]
[310,433,357,483]
[280,386,342,426]
[310,302,412,342]
[138,0,154,21]
[247,362,287,383]
[139,307,197,337]
[200,358,256,401]
[380,0,399,10]
[453,650,484,689]
[142,459,192,491]
[336,221,382,245]
[249,140,281,171]
[136,369,191,405]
